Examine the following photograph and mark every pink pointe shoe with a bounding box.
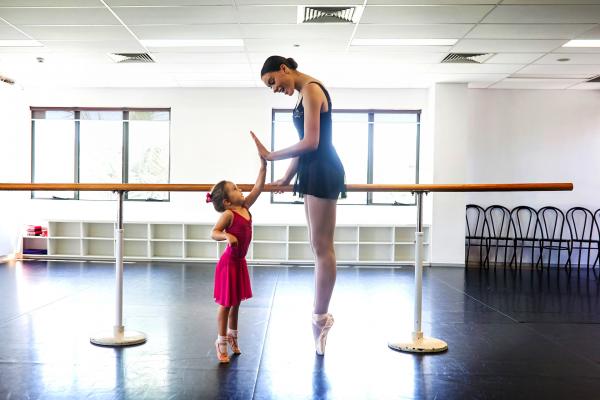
[313,313,334,356]
[228,334,241,355]
[215,339,230,363]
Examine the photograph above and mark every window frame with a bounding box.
[30,106,171,201]
[270,108,421,206]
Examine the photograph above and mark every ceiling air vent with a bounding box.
[298,6,363,24]
[108,53,154,63]
[587,75,600,82]
[0,74,15,85]
[441,53,494,64]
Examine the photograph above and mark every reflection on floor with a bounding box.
[0,260,599,399]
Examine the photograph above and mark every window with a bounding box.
[31,108,170,201]
[270,109,420,205]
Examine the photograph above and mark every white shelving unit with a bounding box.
[20,220,431,265]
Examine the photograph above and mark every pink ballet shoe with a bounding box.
[215,339,230,363]
[313,313,334,356]
[228,334,241,355]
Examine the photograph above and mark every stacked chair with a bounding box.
[465,205,600,269]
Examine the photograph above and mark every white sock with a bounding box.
[227,329,238,338]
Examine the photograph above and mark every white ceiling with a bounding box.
[0,1,599,89]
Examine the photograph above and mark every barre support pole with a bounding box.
[388,191,448,353]
[90,191,146,347]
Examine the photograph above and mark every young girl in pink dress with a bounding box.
[207,153,266,363]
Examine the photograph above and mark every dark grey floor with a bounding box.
[1,260,599,399]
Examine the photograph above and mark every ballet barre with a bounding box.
[0,182,573,351]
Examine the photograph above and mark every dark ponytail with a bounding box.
[208,180,229,213]
[260,56,298,77]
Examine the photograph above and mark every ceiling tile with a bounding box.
[428,63,523,74]
[354,24,473,39]
[0,1,100,5]
[106,1,231,4]
[574,25,600,39]
[40,39,146,53]
[569,82,600,90]
[18,25,132,41]
[486,53,544,63]
[535,52,600,64]
[236,6,297,24]
[518,63,600,76]
[0,22,30,40]
[0,7,117,25]
[500,0,600,4]
[112,6,236,25]
[360,5,495,24]
[452,39,565,52]
[151,52,249,64]
[130,24,241,40]
[483,5,600,23]
[240,24,354,40]
[466,24,596,39]
[489,77,583,89]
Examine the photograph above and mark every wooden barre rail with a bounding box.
[0,182,574,192]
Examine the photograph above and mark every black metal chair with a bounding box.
[484,205,515,268]
[535,206,571,269]
[510,206,540,268]
[566,207,600,269]
[593,209,600,269]
[465,204,489,267]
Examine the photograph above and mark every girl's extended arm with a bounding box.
[243,158,267,209]
[211,211,237,246]
[252,84,323,161]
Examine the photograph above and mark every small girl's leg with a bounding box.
[227,305,241,354]
[216,305,230,363]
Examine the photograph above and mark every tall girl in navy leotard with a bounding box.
[251,55,346,356]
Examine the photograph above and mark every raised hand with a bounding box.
[250,131,271,161]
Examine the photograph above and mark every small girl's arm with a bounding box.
[243,158,267,209]
[211,211,237,246]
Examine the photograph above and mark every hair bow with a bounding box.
[206,192,213,203]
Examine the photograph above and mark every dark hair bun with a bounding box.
[286,57,298,69]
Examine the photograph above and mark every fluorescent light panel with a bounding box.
[140,39,243,47]
[352,38,457,46]
[562,40,600,47]
[0,40,43,47]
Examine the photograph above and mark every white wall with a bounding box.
[465,89,600,210]
[0,86,430,256]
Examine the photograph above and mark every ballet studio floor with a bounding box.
[1,260,599,399]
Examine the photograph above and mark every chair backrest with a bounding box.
[536,206,569,240]
[566,207,596,242]
[484,205,514,239]
[466,204,487,238]
[594,209,600,241]
[510,206,539,240]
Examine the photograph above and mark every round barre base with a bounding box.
[388,334,448,354]
[90,328,147,347]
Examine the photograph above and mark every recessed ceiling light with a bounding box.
[562,40,600,47]
[557,58,570,62]
[0,40,43,47]
[140,39,244,47]
[351,38,457,46]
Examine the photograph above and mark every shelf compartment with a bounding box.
[48,238,80,256]
[288,226,308,242]
[83,239,114,257]
[150,224,183,240]
[395,226,429,242]
[49,221,81,238]
[22,236,47,255]
[359,243,393,262]
[185,224,213,240]
[359,227,393,243]
[124,223,148,239]
[185,241,217,259]
[253,225,287,241]
[334,226,358,243]
[335,243,358,262]
[288,243,312,261]
[124,240,148,258]
[83,222,114,239]
[151,241,183,258]
[253,242,286,260]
